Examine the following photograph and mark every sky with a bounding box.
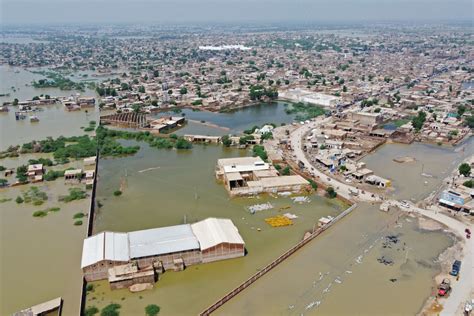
[1,0,472,25]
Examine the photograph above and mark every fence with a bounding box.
[79,149,100,316]
[199,203,358,316]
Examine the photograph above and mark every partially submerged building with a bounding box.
[81,218,245,287]
[216,156,310,196]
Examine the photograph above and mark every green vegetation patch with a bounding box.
[145,304,161,316]
[32,207,60,218]
[22,186,48,205]
[284,102,326,121]
[100,303,121,316]
[73,212,85,219]
[59,188,87,202]
[84,306,99,316]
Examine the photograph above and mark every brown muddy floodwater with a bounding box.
[362,138,474,201]
[0,154,89,315]
[217,140,472,316]
[217,203,454,316]
[87,142,348,315]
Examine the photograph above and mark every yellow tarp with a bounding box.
[265,215,293,227]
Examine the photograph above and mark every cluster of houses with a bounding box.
[438,157,474,215]
[3,156,96,187]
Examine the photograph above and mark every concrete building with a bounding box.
[27,164,43,182]
[81,218,245,286]
[348,111,383,127]
[216,156,310,196]
[279,88,341,107]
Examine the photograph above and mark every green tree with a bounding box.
[179,87,188,95]
[0,178,8,186]
[326,187,337,199]
[138,86,146,93]
[13,98,19,106]
[85,306,99,316]
[221,135,232,147]
[411,111,427,131]
[281,166,291,175]
[145,304,160,316]
[100,303,121,316]
[463,180,474,188]
[459,163,471,177]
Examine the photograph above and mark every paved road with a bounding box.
[288,117,379,202]
[393,201,473,315]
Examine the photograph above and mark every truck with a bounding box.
[450,260,461,276]
[438,278,451,297]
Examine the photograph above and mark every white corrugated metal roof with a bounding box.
[191,218,245,251]
[128,224,199,259]
[81,232,105,268]
[81,232,129,268]
[81,219,244,268]
[104,232,129,262]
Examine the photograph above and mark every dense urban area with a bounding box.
[0,21,473,316]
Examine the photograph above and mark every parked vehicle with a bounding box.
[450,260,462,276]
[400,200,410,208]
[438,278,451,296]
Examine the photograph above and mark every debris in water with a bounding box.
[248,202,273,214]
[138,166,161,173]
[292,196,311,203]
[377,256,394,266]
[283,212,298,219]
[305,301,321,310]
[355,255,363,264]
[345,270,352,274]
[389,278,397,283]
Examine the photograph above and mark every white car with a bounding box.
[400,200,411,208]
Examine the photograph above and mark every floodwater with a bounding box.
[158,101,296,136]
[0,103,99,150]
[217,139,470,315]
[0,65,97,103]
[0,154,89,315]
[218,203,454,316]
[362,138,474,201]
[88,142,348,315]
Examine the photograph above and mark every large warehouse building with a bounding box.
[81,218,245,284]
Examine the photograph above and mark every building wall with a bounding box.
[83,260,129,282]
[135,249,202,270]
[110,274,155,290]
[201,243,245,263]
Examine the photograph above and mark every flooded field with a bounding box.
[158,101,296,136]
[362,138,474,201]
[89,142,347,315]
[218,203,454,316]
[0,103,99,150]
[0,65,97,103]
[0,154,89,315]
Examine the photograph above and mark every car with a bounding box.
[438,278,451,296]
[450,260,462,276]
[400,200,410,208]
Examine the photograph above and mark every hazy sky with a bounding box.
[1,0,472,25]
